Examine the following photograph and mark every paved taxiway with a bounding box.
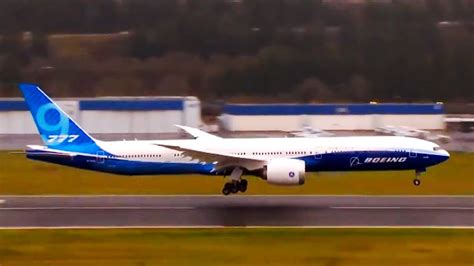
[0,196,472,228]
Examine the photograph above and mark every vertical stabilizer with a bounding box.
[19,83,102,154]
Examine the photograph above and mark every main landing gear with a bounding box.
[222,167,247,195]
[413,168,425,186]
[222,179,248,195]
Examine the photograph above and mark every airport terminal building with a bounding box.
[220,103,445,131]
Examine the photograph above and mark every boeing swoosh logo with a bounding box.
[350,157,362,167]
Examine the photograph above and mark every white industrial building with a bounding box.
[0,96,201,134]
[220,103,445,131]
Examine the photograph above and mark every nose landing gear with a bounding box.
[413,178,421,186]
[413,168,425,186]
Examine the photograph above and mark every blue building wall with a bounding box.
[223,103,444,116]
[0,100,28,111]
[0,99,185,112]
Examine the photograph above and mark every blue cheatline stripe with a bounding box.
[0,100,29,111]
[223,104,444,115]
[79,100,184,111]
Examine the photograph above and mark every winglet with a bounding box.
[175,125,221,140]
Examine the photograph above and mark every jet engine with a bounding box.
[259,159,305,185]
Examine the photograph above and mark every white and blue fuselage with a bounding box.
[19,83,449,194]
[28,136,449,175]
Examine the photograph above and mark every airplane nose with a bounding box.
[439,150,450,162]
[442,149,450,157]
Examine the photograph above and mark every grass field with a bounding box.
[0,228,472,265]
[0,152,473,195]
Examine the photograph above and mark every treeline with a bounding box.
[0,0,473,102]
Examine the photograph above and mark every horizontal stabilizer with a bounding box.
[26,151,76,158]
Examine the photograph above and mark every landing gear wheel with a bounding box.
[239,179,248,192]
[222,183,232,195]
[231,182,239,194]
[222,167,247,196]
[413,179,421,186]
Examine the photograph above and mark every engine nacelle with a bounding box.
[261,159,305,186]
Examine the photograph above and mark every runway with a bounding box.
[0,196,472,228]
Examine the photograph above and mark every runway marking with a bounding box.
[331,206,474,210]
[1,195,473,198]
[1,206,472,211]
[0,206,195,211]
[0,226,472,230]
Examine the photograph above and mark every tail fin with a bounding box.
[19,83,102,154]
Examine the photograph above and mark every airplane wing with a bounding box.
[175,125,222,140]
[155,143,265,171]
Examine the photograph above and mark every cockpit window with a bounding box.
[433,146,442,151]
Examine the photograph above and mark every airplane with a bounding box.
[19,83,450,195]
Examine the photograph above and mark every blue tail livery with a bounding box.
[19,83,102,154]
